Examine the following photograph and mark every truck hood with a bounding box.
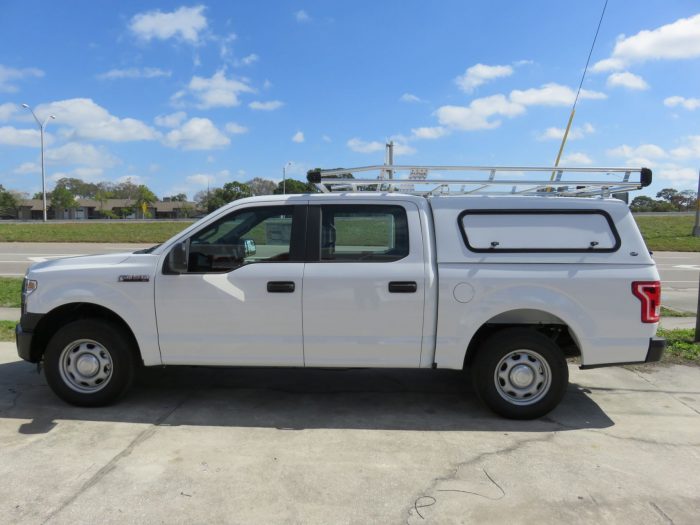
[29,252,134,273]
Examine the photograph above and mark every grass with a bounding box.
[0,277,22,308]
[657,327,700,362]
[0,222,192,243]
[633,215,700,252]
[660,306,695,317]
[0,320,16,341]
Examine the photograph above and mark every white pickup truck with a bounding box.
[16,165,664,419]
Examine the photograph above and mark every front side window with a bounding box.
[318,204,409,262]
[188,205,296,272]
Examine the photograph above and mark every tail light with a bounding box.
[632,281,661,323]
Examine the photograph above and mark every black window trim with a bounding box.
[457,208,621,254]
[306,203,410,263]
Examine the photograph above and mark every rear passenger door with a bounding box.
[302,202,426,367]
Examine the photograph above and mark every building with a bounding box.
[15,199,198,220]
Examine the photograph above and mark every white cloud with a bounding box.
[606,71,649,90]
[0,102,19,121]
[292,131,304,143]
[225,122,248,134]
[347,138,384,153]
[249,100,284,111]
[670,136,700,159]
[592,14,700,72]
[129,5,208,44]
[154,111,187,128]
[0,64,44,93]
[436,83,605,133]
[13,162,40,174]
[295,10,310,22]
[510,83,606,106]
[411,126,449,140]
[35,98,159,142]
[400,93,422,103]
[45,142,120,168]
[436,94,525,131]
[0,126,46,147]
[664,96,700,111]
[49,167,105,183]
[238,54,259,66]
[347,138,414,155]
[164,117,230,150]
[537,122,595,141]
[455,63,513,93]
[608,143,667,160]
[561,152,593,165]
[186,173,217,186]
[322,134,331,142]
[97,67,171,80]
[655,166,698,186]
[182,70,255,109]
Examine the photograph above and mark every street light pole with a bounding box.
[22,104,55,222]
[283,161,292,195]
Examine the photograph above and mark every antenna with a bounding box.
[551,0,609,180]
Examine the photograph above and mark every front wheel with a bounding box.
[471,328,568,419]
[44,319,136,406]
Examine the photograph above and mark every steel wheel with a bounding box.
[58,339,113,393]
[493,349,552,406]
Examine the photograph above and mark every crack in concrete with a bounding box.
[649,501,674,524]
[39,391,192,525]
[404,432,556,523]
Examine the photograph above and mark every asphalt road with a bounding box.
[0,344,698,524]
[1,243,698,312]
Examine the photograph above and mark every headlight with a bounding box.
[21,277,38,315]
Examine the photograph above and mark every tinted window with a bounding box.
[188,206,295,272]
[319,205,409,262]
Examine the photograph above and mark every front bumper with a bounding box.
[580,337,666,369]
[15,313,43,363]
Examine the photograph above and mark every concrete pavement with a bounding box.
[0,343,698,524]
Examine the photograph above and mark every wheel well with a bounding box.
[463,309,581,369]
[30,303,142,364]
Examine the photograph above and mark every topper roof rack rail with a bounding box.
[306,165,652,197]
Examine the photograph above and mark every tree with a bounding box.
[246,178,277,196]
[630,196,656,212]
[273,178,314,194]
[0,185,19,218]
[195,182,252,213]
[53,177,99,199]
[49,186,77,217]
[164,193,188,202]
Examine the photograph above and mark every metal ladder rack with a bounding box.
[306,165,652,197]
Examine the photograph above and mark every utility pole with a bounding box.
[693,169,700,237]
[283,161,292,194]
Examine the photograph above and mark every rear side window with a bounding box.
[459,209,620,253]
[318,204,409,262]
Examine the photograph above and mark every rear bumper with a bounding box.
[580,337,666,369]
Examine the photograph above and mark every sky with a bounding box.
[1,0,699,200]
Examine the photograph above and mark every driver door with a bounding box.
[155,203,306,366]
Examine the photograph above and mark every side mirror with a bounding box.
[167,239,189,274]
[243,239,256,256]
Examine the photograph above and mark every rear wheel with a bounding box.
[44,319,136,406]
[471,328,568,419]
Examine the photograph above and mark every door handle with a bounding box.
[388,281,417,293]
[267,281,295,293]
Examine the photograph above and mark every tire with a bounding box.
[471,328,568,419]
[43,319,136,407]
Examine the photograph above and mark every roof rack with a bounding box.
[306,165,652,198]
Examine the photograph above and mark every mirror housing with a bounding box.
[167,239,189,274]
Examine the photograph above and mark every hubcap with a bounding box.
[494,349,552,406]
[58,339,113,393]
